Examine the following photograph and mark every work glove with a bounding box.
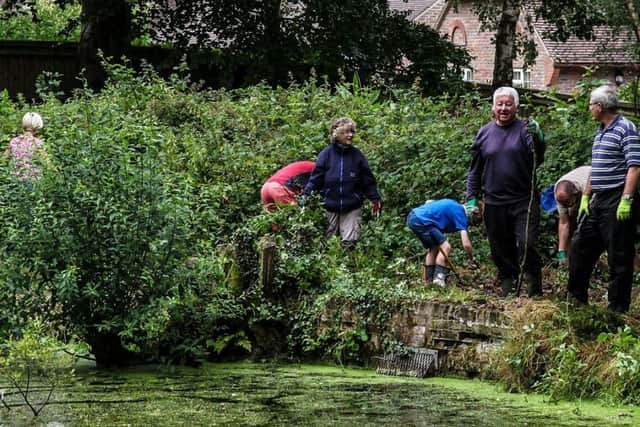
[465,198,479,215]
[617,197,633,221]
[298,195,306,208]
[372,200,382,219]
[527,118,544,142]
[556,250,567,265]
[578,194,590,218]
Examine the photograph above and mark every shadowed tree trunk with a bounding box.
[492,0,520,90]
[261,0,286,86]
[78,0,131,89]
[625,0,640,42]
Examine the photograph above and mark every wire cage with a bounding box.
[376,347,439,378]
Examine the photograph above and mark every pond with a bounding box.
[1,363,638,426]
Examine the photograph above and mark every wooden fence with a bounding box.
[1,40,639,119]
[0,40,178,100]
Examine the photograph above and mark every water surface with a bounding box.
[1,363,637,426]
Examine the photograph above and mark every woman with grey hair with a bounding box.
[300,117,381,249]
[466,87,546,297]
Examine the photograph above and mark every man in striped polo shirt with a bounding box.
[568,85,640,313]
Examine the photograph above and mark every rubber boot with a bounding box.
[501,277,515,297]
[433,265,449,287]
[422,265,435,286]
[341,240,357,251]
[526,273,543,297]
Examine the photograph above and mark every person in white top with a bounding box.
[554,166,591,263]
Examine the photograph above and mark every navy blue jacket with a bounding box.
[304,142,380,213]
[466,119,545,205]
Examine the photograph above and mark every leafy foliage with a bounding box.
[0,0,80,41]
[145,0,470,90]
[0,320,77,416]
[494,301,640,404]
[0,61,623,373]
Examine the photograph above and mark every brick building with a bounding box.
[389,0,640,93]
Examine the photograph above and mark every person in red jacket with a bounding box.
[261,161,315,212]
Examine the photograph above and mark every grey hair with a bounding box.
[590,85,618,112]
[22,112,44,132]
[493,86,519,108]
[329,117,356,143]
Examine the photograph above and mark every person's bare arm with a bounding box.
[623,166,640,196]
[460,230,473,259]
[557,213,571,252]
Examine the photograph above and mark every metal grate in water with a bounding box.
[376,347,439,378]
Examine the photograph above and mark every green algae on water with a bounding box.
[1,363,638,426]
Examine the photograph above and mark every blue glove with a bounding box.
[298,195,306,207]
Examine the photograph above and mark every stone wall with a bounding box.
[322,300,512,376]
[388,302,511,375]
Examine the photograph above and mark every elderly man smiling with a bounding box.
[466,87,546,297]
[568,85,640,313]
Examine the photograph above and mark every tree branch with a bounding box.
[625,0,640,42]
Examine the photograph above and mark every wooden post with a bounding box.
[259,235,277,295]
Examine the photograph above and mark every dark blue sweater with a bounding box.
[466,119,545,205]
[304,142,380,213]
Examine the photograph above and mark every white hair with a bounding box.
[22,112,44,133]
[493,86,519,108]
[590,85,618,111]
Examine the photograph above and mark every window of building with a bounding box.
[452,27,465,46]
[462,68,474,82]
[512,68,531,88]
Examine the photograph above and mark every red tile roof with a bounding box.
[392,0,639,66]
[534,22,637,65]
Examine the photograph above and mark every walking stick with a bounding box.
[437,246,465,286]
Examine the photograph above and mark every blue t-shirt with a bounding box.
[409,199,468,233]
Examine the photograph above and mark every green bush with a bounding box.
[495,302,640,403]
[0,0,81,41]
[0,320,77,417]
[0,62,617,371]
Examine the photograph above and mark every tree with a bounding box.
[1,1,468,90]
[77,0,131,88]
[492,0,519,89]
[148,0,469,91]
[467,0,638,90]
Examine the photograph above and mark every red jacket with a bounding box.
[266,161,315,194]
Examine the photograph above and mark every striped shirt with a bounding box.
[591,114,640,192]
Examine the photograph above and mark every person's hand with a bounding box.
[372,200,382,218]
[556,250,567,265]
[298,195,306,207]
[528,118,544,142]
[465,198,478,215]
[578,194,590,218]
[617,197,633,221]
